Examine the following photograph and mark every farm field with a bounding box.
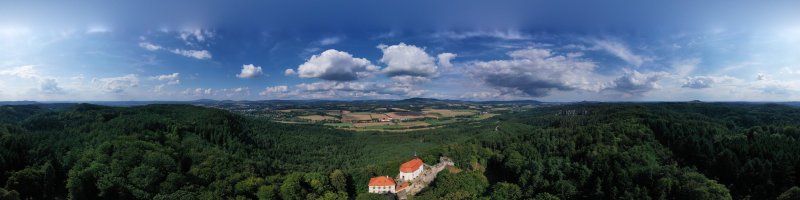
[291,107,501,131]
[423,109,476,117]
[299,115,336,121]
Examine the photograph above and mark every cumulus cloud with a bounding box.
[682,75,737,89]
[149,73,180,85]
[437,53,457,69]
[284,68,296,76]
[592,39,650,67]
[608,70,668,95]
[138,42,162,51]
[236,64,263,78]
[295,49,378,81]
[39,78,64,94]
[259,85,289,96]
[378,43,439,78]
[93,74,139,93]
[171,49,212,59]
[468,48,602,97]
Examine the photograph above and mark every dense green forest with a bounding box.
[1,103,800,199]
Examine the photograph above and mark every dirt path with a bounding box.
[397,156,454,200]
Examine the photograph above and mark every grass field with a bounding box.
[325,123,354,128]
[353,122,393,128]
[474,113,498,120]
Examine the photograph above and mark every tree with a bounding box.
[532,192,559,200]
[280,173,307,200]
[355,193,386,200]
[491,182,521,200]
[319,191,348,200]
[330,169,348,193]
[0,188,20,200]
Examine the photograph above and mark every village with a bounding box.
[367,156,454,200]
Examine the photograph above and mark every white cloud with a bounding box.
[259,85,289,96]
[295,49,378,81]
[86,26,111,34]
[149,73,180,85]
[433,29,530,40]
[179,28,214,44]
[39,78,64,94]
[171,49,212,59]
[592,39,651,67]
[468,48,603,97]
[0,65,38,79]
[608,70,669,96]
[294,81,424,98]
[236,64,263,78]
[390,75,432,84]
[672,58,701,77]
[378,43,439,78]
[183,88,214,96]
[93,74,139,93]
[437,53,457,69]
[682,75,737,89]
[138,42,162,51]
[220,87,250,97]
[154,84,167,93]
[319,37,341,45]
[284,68,297,76]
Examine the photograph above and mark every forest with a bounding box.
[1,102,800,200]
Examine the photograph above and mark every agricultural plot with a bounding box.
[341,113,372,122]
[299,115,336,121]
[423,109,476,117]
[312,108,494,131]
[386,112,427,120]
[353,122,393,128]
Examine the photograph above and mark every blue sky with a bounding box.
[1,1,799,101]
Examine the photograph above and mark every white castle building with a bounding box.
[398,158,424,181]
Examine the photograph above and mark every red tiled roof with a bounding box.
[396,182,410,191]
[368,176,396,186]
[400,158,423,173]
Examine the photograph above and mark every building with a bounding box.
[368,176,396,194]
[398,158,424,181]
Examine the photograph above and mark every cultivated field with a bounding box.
[423,109,476,117]
[299,108,496,131]
[353,122,393,127]
[386,112,427,120]
[299,115,336,121]
[341,113,372,122]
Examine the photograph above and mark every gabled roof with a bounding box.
[400,158,423,173]
[368,176,396,186]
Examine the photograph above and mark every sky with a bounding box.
[1,1,799,101]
